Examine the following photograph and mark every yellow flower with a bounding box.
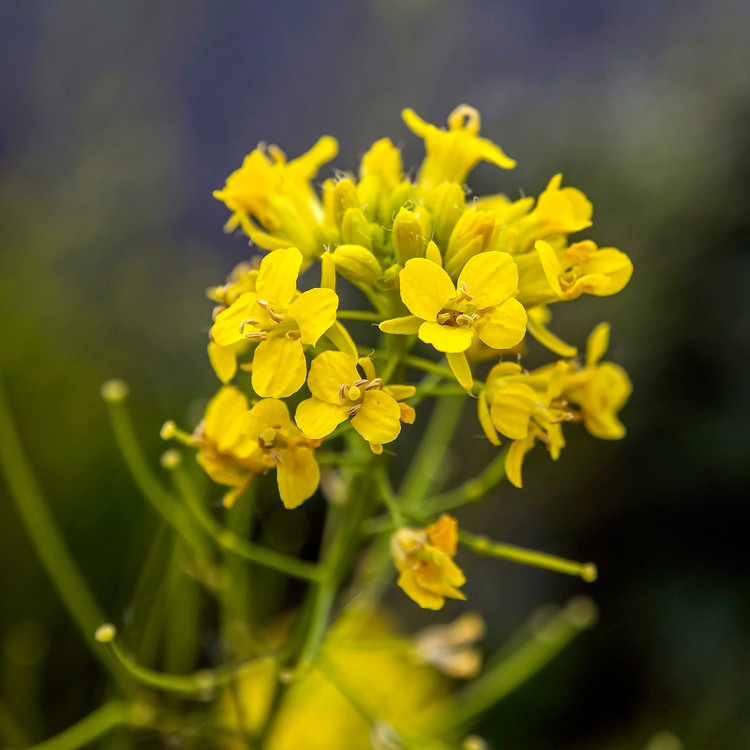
[240,398,320,509]
[380,246,527,390]
[534,238,633,302]
[403,105,515,188]
[193,386,264,507]
[391,515,466,610]
[213,136,338,258]
[478,324,632,487]
[556,323,632,440]
[295,353,415,454]
[210,247,339,398]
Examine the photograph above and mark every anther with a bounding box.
[256,298,284,323]
[239,318,260,334]
[457,280,474,302]
[244,331,267,341]
[365,378,384,390]
[347,404,362,416]
[338,384,349,402]
[353,379,368,388]
[437,312,452,325]
[455,313,478,328]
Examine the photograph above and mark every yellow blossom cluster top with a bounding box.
[179,105,632,608]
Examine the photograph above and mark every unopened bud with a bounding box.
[340,207,374,249]
[444,209,496,277]
[330,244,382,285]
[333,179,359,227]
[392,206,432,264]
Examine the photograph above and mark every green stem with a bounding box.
[171,461,322,582]
[374,467,404,526]
[433,597,598,733]
[404,355,455,381]
[96,626,270,698]
[459,530,598,581]
[399,396,465,509]
[0,376,128,690]
[102,385,208,561]
[336,310,382,322]
[420,449,508,515]
[17,701,129,750]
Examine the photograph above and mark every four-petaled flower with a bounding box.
[295,352,415,454]
[380,245,527,390]
[391,515,466,610]
[211,247,339,398]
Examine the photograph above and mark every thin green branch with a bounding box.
[0,376,128,690]
[336,310,382,323]
[459,530,598,581]
[170,460,322,583]
[404,355,455,381]
[433,597,598,733]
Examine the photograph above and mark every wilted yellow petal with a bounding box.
[446,351,474,390]
[351,390,402,444]
[477,393,501,446]
[586,323,610,368]
[399,259,455,321]
[251,338,307,398]
[536,240,564,298]
[506,434,536,489]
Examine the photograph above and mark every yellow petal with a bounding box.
[211,293,259,347]
[295,398,349,440]
[586,323,610,368]
[476,298,527,350]
[418,322,473,353]
[535,240,564,298]
[506,434,536,488]
[397,571,445,610]
[251,338,307,398]
[287,135,338,180]
[426,515,459,556]
[399,258,455,321]
[204,386,250,452]
[208,341,238,384]
[446,351,474,390]
[458,251,518,309]
[585,248,633,296]
[477,392,501,446]
[288,288,339,346]
[385,384,416,400]
[240,398,295,441]
[489,383,537,439]
[351,390,402,444]
[379,315,422,335]
[526,312,578,358]
[307,351,359,403]
[276,447,320,509]
[425,240,443,266]
[256,247,303,308]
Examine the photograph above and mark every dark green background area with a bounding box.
[1,1,749,747]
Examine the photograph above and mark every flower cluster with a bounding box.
[175,105,632,609]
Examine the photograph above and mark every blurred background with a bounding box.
[1,1,749,748]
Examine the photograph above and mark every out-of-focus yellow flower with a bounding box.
[193,386,264,507]
[414,612,485,679]
[211,247,339,398]
[295,353,414,454]
[240,398,320,509]
[391,515,466,610]
[380,246,526,390]
[403,105,515,188]
[217,612,451,750]
[213,136,338,258]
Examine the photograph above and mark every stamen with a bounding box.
[455,313,478,328]
[239,318,260,334]
[437,312,453,325]
[457,280,474,302]
[244,331,267,341]
[256,298,284,323]
[364,378,384,390]
[338,383,349,402]
[347,404,362,416]
[353,379,368,388]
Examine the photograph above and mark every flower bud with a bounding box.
[444,209,496,277]
[340,207,374,249]
[330,244,382,285]
[392,205,433,264]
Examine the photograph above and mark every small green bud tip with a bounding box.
[95,624,117,643]
[160,449,182,470]
[565,596,598,629]
[100,380,129,403]
[581,563,598,583]
[160,421,177,440]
